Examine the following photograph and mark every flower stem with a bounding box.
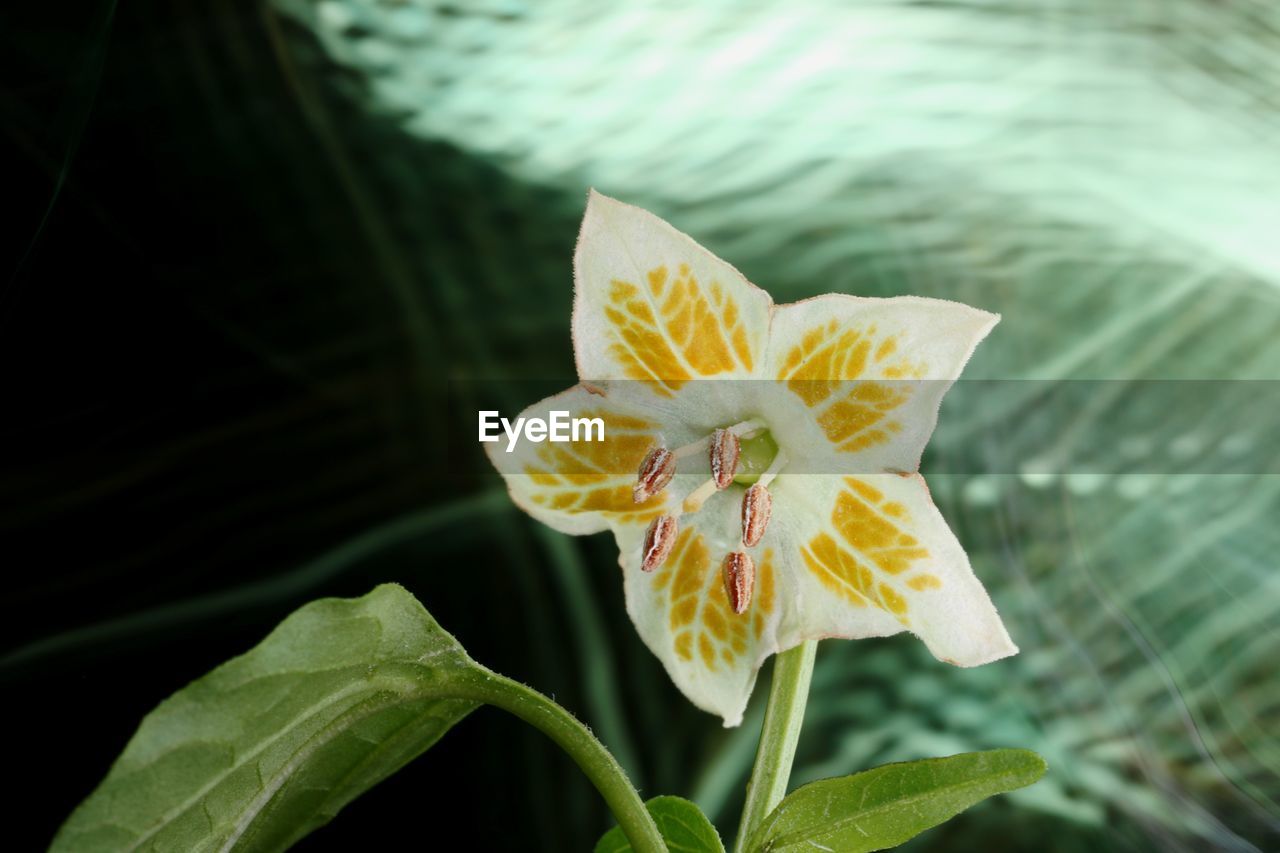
[449,668,666,853]
[733,640,818,853]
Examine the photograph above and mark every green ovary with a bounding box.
[734,429,779,486]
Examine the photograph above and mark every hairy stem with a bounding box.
[733,641,818,852]
[449,668,666,853]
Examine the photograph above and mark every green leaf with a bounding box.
[53,584,481,852]
[747,749,1047,853]
[596,796,725,853]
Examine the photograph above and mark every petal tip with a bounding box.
[939,633,1019,668]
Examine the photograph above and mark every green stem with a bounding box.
[733,641,818,853]
[449,668,666,853]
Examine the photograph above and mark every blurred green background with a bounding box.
[3,1,1279,850]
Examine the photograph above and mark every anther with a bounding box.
[710,428,741,490]
[642,515,678,572]
[722,551,755,614]
[741,483,772,547]
[671,418,766,459]
[633,446,676,503]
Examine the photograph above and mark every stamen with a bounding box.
[670,435,709,460]
[671,418,766,459]
[633,446,676,503]
[675,420,768,512]
[731,417,768,437]
[710,428,741,490]
[741,483,772,547]
[722,551,755,614]
[641,515,678,572]
[682,477,719,513]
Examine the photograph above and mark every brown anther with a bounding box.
[710,428,741,490]
[633,446,675,503]
[722,551,755,614]
[641,515,678,572]
[741,483,772,547]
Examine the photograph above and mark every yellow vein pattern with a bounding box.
[603,264,754,395]
[800,477,940,624]
[652,529,775,671]
[525,409,664,524]
[777,319,926,453]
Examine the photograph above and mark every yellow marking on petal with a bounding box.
[801,480,938,617]
[648,266,668,298]
[833,478,930,575]
[674,631,693,661]
[756,549,776,616]
[652,532,774,672]
[907,573,942,591]
[602,264,755,393]
[801,533,873,606]
[731,327,752,368]
[603,412,657,431]
[703,606,729,641]
[880,583,907,615]
[778,325,869,406]
[848,478,883,503]
[672,597,698,629]
[699,634,717,670]
[523,409,664,524]
[777,323,923,453]
[874,337,898,362]
[710,274,755,371]
[668,532,708,602]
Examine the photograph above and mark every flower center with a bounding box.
[732,428,779,486]
[635,419,786,605]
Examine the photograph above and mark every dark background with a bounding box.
[4,1,1279,851]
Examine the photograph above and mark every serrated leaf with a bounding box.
[747,748,1046,853]
[53,584,481,852]
[595,795,725,853]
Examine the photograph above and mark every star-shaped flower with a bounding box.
[487,192,1015,726]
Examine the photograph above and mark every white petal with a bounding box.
[573,190,772,394]
[765,295,998,474]
[485,385,691,535]
[619,488,789,726]
[769,472,1017,666]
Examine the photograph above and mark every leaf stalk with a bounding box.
[449,669,667,853]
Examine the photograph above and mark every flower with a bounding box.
[486,191,1016,726]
